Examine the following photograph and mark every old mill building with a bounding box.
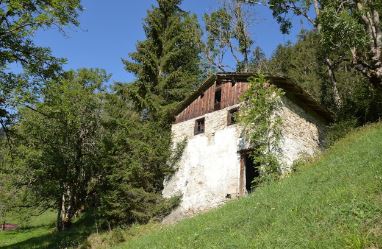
[162,73,333,222]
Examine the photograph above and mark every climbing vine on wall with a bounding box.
[238,74,285,186]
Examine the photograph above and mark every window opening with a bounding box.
[214,88,222,110]
[227,108,239,125]
[194,118,205,135]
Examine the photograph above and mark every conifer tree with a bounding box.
[123,0,202,121]
[97,0,201,226]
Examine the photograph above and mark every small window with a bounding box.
[194,118,205,135]
[214,89,222,110]
[231,81,236,87]
[200,92,204,99]
[227,108,239,125]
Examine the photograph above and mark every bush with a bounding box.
[99,187,180,228]
[325,118,358,147]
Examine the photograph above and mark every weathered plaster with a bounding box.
[163,98,326,223]
[163,106,242,222]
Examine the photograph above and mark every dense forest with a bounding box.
[1,0,382,236]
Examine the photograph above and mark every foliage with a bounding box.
[3,69,108,231]
[244,0,382,90]
[82,223,160,249]
[166,138,187,172]
[123,0,202,122]
[238,75,284,186]
[318,0,382,89]
[265,30,382,124]
[252,0,317,34]
[203,0,253,72]
[3,123,382,248]
[95,0,196,227]
[96,85,182,227]
[248,46,268,73]
[324,118,358,148]
[0,0,83,126]
[116,123,382,249]
[266,31,322,99]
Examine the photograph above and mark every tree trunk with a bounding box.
[312,0,342,109]
[56,195,64,231]
[57,189,75,231]
[354,2,382,90]
[325,59,342,109]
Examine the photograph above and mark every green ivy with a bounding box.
[238,74,285,187]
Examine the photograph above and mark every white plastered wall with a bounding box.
[163,98,326,222]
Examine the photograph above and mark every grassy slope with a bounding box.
[0,211,96,249]
[115,123,382,249]
[0,212,55,248]
[1,123,382,249]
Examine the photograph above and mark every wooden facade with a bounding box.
[173,73,334,124]
[174,79,249,124]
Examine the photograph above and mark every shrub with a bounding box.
[325,118,358,147]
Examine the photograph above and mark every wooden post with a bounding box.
[239,153,245,196]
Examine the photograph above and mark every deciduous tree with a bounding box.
[0,0,83,137]
[203,0,253,72]
[242,0,382,104]
[266,30,382,123]
[8,69,107,231]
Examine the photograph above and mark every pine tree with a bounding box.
[123,0,202,121]
[97,0,200,227]
[97,86,181,226]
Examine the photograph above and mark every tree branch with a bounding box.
[0,118,13,153]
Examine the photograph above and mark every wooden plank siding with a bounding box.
[172,73,333,124]
[174,79,249,124]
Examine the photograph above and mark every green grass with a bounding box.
[0,212,55,248]
[113,123,382,249]
[0,211,96,249]
[2,123,382,249]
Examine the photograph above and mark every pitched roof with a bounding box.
[172,72,334,122]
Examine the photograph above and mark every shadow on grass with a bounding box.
[0,213,96,249]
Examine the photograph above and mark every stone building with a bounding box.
[163,73,332,222]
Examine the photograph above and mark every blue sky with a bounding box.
[33,0,310,84]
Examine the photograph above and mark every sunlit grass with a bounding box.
[2,123,382,249]
[0,211,96,248]
[114,123,382,249]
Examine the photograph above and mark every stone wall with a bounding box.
[163,106,242,222]
[162,98,326,223]
[278,97,326,171]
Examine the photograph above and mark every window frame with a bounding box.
[227,107,239,126]
[214,88,222,111]
[194,117,205,135]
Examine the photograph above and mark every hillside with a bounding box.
[1,123,382,249]
[113,123,382,249]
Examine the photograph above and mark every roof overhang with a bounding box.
[172,72,334,123]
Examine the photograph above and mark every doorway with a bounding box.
[240,152,260,194]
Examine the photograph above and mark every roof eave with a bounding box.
[171,72,335,123]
